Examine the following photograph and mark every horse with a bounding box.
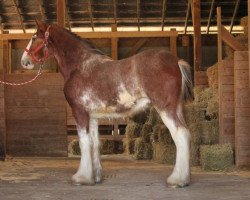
[21,20,193,188]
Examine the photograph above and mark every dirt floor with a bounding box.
[0,155,250,200]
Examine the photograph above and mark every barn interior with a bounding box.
[0,0,250,200]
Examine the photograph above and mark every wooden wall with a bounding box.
[0,41,6,160]
[4,73,67,157]
[234,51,250,167]
[219,58,235,146]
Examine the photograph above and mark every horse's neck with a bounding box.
[50,30,90,81]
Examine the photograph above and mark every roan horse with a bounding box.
[21,21,193,188]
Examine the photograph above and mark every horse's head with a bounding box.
[21,20,51,69]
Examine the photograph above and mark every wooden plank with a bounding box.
[161,0,167,31]
[184,1,191,34]
[191,0,202,72]
[137,0,141,31]
[206,0,215,34]
[229,0,240,33]
[249,0,250,88]
[217,7,223,143]
[0,30,178,40]
[0,40,6,160]
[111,24,118,60]
[170,28,177,56]
[113,0,117,26]
[12,0,25,33]
[57,0,66,27]
[221,25,247,51]
[125,38,148,58]
[87,0,94,31]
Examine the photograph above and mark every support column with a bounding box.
[191,0,202,85]
[111,24,118,60]
[0,40,6,160]
[57,0,66,27]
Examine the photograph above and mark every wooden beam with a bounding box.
[137,0,141,31]
[87,0,94,31]
[229,0,240,33]
[184,1,191,34]
[0,40,6,161]
[36,0,46,21]
[249,0,250,87]
[217,7,223,143]
[57,0,66,27]
[125,38,148,58]
[206,0,215,34]
[161,0,167,31]
[170,28,177,56]
[12,0,25,33]
[221,25,247,51]
[191,0,202,72]
[113,0,117,26]
[0,16,3,34]
[0,30,178,40]
[111,24,118,60]
[65,0,72,30]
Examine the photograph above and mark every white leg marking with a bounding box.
[159,111,191,187]
[72,128,94,185]
[90,118,103,183]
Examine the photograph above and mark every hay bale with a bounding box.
[134,138,153,160]
[200,144,234,171]
[130,108,150,124]
[194,87,214,108]
[184,103,206,126]
[100,139,115,154]
[200,120,219,145]
[225,34,248,59]
[123,138,136,155]
[68,139,80,155]
[206,63,218,89]
[189,122,203,145]
[140,122,153,143]
[152,142,176,164]
[190,143,200,166]
[240,16,248,35]
[206,89,219,119]
[147,107,163,126]
[125,120,142,139]
[153,124,172,144]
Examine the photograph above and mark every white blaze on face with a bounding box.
[21,38,35,69]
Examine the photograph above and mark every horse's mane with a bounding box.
[54,25,105,55]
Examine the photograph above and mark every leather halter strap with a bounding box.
[25,25,51,64]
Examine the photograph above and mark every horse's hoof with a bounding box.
[166,176,190,188]
[94,170,103,184]
[72,174,95,186]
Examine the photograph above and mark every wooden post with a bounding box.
[191,0,202,82]
[57,0,66,27]
[111,24,118,60]
[0,40,6,160]
[2,40,10,74]
[249,0,250,87]
[217,7,223,144]
[170,28,177,56]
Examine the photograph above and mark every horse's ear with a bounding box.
[35,20,47,32]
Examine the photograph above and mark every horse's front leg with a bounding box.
[71,107,95,185]
[90,118,102,183]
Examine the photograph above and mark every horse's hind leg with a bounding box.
[158,104,191,188]
[71,106,94,185]
[89,118,102,183]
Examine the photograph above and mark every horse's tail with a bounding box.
[178,59,194,102]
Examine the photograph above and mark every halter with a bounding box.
[25,25,51,64]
